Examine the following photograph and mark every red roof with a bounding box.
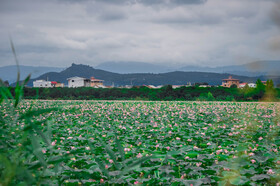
[90,77,104,81]
[51,81,57,84]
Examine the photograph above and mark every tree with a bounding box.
[242,84,254,100]
[207,92,215,101]
[264,79,277,101]
[266,79,274,90]
[159,85,174,100]
[256,79,265,91]
[244,84,249,90]
[254,79,265,100]
[198,93,207,101]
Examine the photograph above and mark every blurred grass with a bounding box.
[0,40,65,185]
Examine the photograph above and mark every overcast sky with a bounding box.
[0,0,280,68]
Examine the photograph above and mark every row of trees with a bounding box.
[10,79,278,101]
[239,79,277,101]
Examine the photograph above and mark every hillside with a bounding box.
[95,61,175,74]
[23,63,280,87]
[4,61,280,84]
[0,65,64,83]
[180,60,280,77]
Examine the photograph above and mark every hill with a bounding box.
[0,65,64,83]
[23,63,280,87]
[4,61,279,84]
[180,60,280,77]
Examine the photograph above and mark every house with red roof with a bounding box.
[239,82,247,88]
[33,80,57,88]
[90,77,104,87]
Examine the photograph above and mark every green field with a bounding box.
[1,100,280,185]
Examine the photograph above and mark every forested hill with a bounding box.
[23,63,280,87]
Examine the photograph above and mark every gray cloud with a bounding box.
[0,0,280,68]
[267,2,280,51]
[170,0,207,4]
[98,12,126,21]
[151,12,223,25]
[271,3,280,27]
[92,0,207,6]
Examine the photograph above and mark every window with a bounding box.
[72,80,74,82]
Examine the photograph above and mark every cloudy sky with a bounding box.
[0,0,280,68]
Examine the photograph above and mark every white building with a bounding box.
[199,85,211,88]
[239,83,247,88]
[67,76,90,88]
[91,84,107,88]
[33,80,54,88]
[239,83,257,88]
[172,85,187,89]
[248,83,256,88]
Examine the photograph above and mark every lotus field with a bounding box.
[1,100,280,185]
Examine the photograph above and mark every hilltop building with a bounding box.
[221,76,240,88]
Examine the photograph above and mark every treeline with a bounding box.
[8,80,279,101]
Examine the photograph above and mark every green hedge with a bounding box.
[8,85,279,101]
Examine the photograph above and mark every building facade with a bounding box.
[239,83,247,88]
[33,80,55,88]
[90,77,104,87]
[248,83,256,88]
[55,82,65,87]
[239,82,257,88]
[221,76,240,88]
[67,77,90,88]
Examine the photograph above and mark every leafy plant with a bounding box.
[0,40,65,185]
[89,134,160,184]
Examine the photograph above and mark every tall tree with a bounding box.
[264,79,277,101]
[254,79,265,99]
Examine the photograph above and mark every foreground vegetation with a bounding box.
[1,96,280,185]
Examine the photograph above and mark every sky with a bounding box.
[0,0,280,68]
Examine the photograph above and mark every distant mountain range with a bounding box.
[2,60,280,85]
[95,61,175,74]
[95,61,280,77]
[21,63,280,87]
[0,65,64,83]
[180,61,280,77]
